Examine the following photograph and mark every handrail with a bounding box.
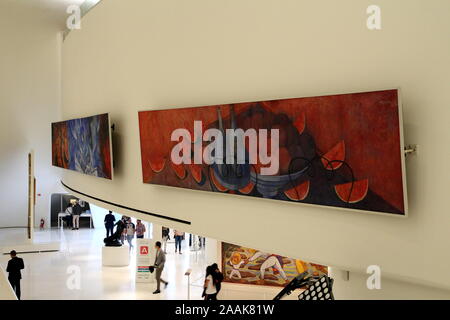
[0,265,17,300]
[61,180,192,225]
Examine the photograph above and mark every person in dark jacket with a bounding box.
[6,250,24,300]
[203,266,217,300]
[64,203,73,228]
[72,200,83,230]
[104,211,116,237]
[104,215,127,247]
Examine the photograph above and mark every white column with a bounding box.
[205,238,218,266]
[148,223,164,263]
[150,223,163,243]
[147,223,164,284]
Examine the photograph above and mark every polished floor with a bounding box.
[0,227,206,300]
[0,227,291,300]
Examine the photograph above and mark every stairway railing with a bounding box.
[0,265,17,300]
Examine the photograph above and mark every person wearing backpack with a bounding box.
[211,263,224,296]
[203,266,217,300]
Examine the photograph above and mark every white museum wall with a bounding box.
[218,282,300,300]
[90,203,122,230]
[329,268,450,300]
[61,0,450,298]
[0,3,64,228]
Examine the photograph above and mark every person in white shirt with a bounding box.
[125,218,135,250]
[64,204,73,229]
[203,265,218,300]
[162,227,170,253]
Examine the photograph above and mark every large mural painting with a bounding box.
[138,89,406,215]
[52,113,113,179]
[221,242,328,287]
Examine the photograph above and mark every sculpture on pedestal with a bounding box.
[104,216,126,247]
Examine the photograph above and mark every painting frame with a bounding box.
[138,88,408,217]
[51,113,114,180]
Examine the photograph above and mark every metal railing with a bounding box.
[0,266,17,300]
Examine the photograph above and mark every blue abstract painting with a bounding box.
[52,114,112,179]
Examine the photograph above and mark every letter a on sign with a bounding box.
[140,246,149,255]
[66,5,81,30]
[366,5,381,30]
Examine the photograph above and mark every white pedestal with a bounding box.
[102,246,130,267]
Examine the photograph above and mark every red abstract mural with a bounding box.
[138,89,406,215]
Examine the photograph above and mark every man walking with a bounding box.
[104,211,116,237]
[153,241,168,294]
[6,250,24,300]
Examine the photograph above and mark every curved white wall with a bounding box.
[61,0,450,294]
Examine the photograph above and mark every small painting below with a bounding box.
[221,242,328,287]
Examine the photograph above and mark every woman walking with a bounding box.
[203,266,218,300]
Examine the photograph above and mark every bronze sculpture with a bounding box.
[104,216,126,246]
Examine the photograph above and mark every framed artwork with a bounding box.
[221,242,328,287]
[52,113,113,179]
[138,89,407,216]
